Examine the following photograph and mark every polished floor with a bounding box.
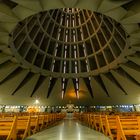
[26,114,110,140]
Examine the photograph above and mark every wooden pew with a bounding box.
[38,115,45,130]
[100,115,106,134]
[73,112,80,119]
[93,114,102,131]
[79,113,83,121]
[0,116,17,140]
[30,116,39,134]
[89,114,94,129]
[116,116,140,140]
[44,114,49,128]
[56,113,61,122]
[49,114,55,125]
[87,113,91,127]
[75,112,140,140]
[82,113,89,125]
[16,116,31,140]
[102,115,117,140]
[0,112,65,140]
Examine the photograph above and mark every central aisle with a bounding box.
[26,114,110,140]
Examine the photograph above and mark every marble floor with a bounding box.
[26,116,110,140]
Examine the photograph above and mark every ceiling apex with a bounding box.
[62,0,78,7]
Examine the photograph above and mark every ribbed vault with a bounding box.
[0,0,139,106]
[10,9,128,77]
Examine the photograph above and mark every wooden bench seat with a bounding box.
[16,116,31,140]
[0,112,65,140]
[0,116,17,140]
[30,116,39,134]
[106,115,118,140]
[89,114,94,128]
[38,115,45,130]
[94,115,102,131]
[117,116,140,140]
[44,114,49,127]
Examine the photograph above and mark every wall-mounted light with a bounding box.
[35,99,39,104]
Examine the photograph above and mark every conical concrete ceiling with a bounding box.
[0,0,139,106]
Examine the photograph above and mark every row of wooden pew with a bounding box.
[74,112,140,140]
[0,112,66,140]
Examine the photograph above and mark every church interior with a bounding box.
[0,0,139,139]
